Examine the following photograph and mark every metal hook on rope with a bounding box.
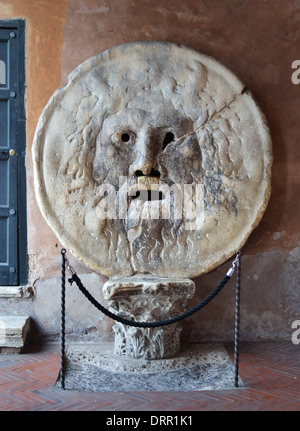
[61,248,75,278]
[226,250,241,277]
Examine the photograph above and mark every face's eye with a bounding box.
[112,131,135,145]
[163,132,175,150]
[121,133,130,142]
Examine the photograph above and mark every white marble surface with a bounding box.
[33,41,272,279]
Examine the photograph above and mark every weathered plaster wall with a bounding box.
[0,0,68,281]
[0,0,299,343]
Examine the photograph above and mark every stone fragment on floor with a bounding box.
[0,315,30,353]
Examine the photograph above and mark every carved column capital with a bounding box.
[103,276,195,359]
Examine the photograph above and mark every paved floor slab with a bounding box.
[56,342,244,392]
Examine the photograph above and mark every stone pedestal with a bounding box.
[103,276,195,360]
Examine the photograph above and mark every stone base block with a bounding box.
[0,315,30,353]
[55,342,244,392]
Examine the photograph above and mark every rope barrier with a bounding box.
[69,272,231,328]
[59,248,242,389]
[63,249,240,328]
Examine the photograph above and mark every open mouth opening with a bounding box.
[132,190,165,201]
[135,169,161,178]
[133,168,164,201]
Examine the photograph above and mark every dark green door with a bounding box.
[0,20,26,286]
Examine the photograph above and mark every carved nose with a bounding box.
[130,135,157,177]
[131,157,154,176]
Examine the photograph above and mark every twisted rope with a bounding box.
[69,272,231,328]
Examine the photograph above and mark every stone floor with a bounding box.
[56,342,243,392]
[0,341,299,411]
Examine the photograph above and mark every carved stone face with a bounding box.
[93,92,198,186]
[33,42,272,278]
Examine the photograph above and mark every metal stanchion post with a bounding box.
[60,249,66,390]
[234,251,241,388]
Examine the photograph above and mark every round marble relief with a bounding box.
[32,41,272,278]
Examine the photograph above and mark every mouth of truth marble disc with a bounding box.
[32,41,272,278]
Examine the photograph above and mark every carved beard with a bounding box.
[125,210,187,274]
[116,178,198,273]
[92,166,238,274]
